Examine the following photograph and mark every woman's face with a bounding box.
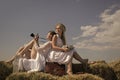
[46,32,52,41]
[55,25,63,35]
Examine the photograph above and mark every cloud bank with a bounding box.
[73,5,120,50]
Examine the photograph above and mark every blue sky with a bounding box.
[0,0,120,62]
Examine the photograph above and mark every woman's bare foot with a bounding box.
[6,60,13,64]
[89,61,96,64]
[66,71,73,75]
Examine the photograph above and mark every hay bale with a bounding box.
[0,61,13,80]
[72,63,86,74]
[6,72,104,80]
[44,62,66,76]
[109,59,120,80]
[88,61,118,80]
[1,60,119,80]
[58,73,104,80]
[44,62,87,76]
[6,72,57,80]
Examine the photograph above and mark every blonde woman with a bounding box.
[47,23,88,75]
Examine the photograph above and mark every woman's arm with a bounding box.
[33,34,49,51]
[34,40,51,52]
[52,35,68,52]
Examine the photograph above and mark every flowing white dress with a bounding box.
[47,34,74,64]
[18,41,51,72]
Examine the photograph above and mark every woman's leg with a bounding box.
[6,46,25,63]
[30,37,39,59]
[30,45,37,59]
[73,51,88,64]
[6,39,34,63]
[73,51,88,71]
[17,39,34,56]
[66,57,73,75]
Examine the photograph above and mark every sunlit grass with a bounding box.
[0,59,120,80]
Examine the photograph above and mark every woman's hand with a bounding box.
[34,34,39,41]
[63,47,69,52]
[34,34,40,47]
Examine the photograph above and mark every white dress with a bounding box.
[47,34,74,64]
[18,41,51,72]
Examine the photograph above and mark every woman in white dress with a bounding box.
[47,23,88,75]
[16,31,56,72]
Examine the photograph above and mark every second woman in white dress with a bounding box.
[18,31,56,72]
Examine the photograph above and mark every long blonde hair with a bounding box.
[56,23,66,45]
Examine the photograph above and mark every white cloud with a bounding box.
[73,6,120,50]
[81,25,98,37]
[72,36,81,40]
[72,25,98,40]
